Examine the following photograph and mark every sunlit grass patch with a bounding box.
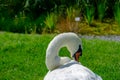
[0,32,120,80]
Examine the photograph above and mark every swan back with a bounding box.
[44,60,102,80]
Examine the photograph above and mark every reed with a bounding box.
[114,2,120,26]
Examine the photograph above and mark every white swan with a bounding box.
[44,32,102,80]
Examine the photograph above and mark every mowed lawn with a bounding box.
[0,32,120,80]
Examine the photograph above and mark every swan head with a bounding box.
[65,34,82,62]
[72,45,82,61]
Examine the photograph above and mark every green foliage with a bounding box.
[0,0,120,34]
[66,7,76,20]
[85,5,95,25]
[114,2,120,26]
[13,12,28,33]
[0,12,32,33]
[44,13,57,33]
[97,0,107,22]
[0,33,120,80]
[0,0,25,18]
[0,11,46,34]
[0,17,12,31]
[66,6,81,19]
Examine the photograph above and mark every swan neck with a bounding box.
[46,33,81,71]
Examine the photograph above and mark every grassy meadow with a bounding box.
[0,32,120,80]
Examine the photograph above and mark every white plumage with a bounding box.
[44,32,102,80]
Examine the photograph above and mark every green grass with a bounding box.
[0,32,120,80]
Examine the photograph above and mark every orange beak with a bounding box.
[75,52,81,62]
[73,45,82,62]
[73,51,82,62]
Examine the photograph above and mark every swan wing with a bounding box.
[44,60,102,80]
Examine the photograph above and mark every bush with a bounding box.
[84,5,95,25]
[97,0,107,22]
[114,1,120,26]
[0,0,119,34]
[0,12,46,34]
[44,13,58,33]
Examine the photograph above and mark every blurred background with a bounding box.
[0,0,120,35]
